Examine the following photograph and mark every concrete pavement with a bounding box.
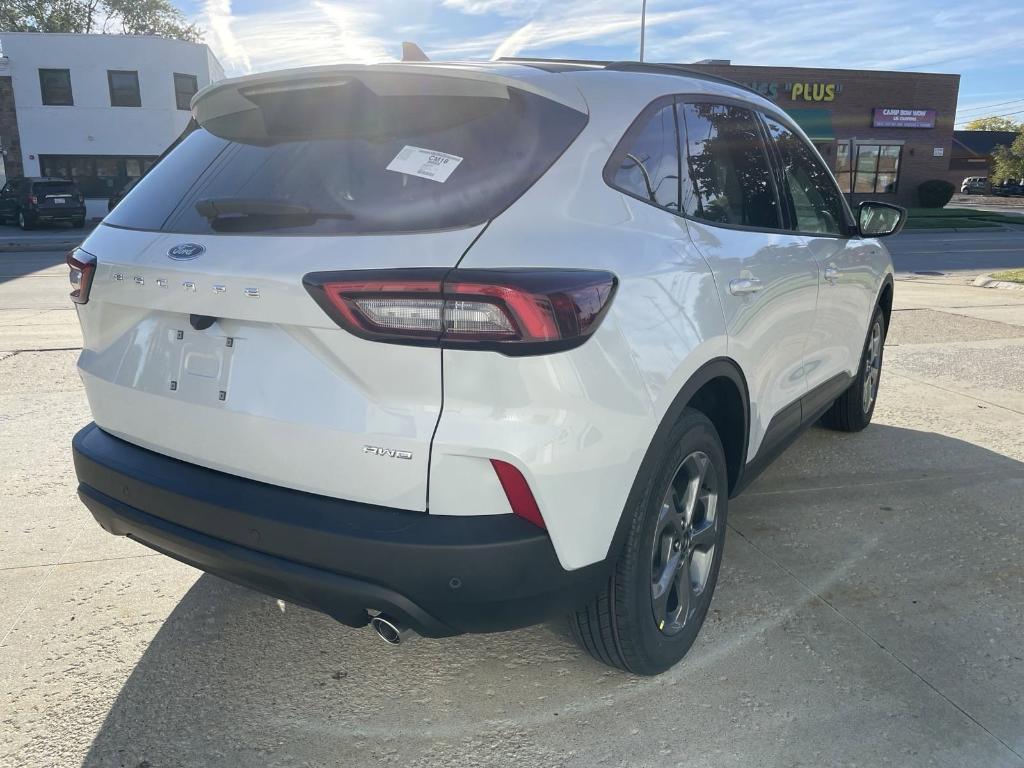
[1,249,1022,767]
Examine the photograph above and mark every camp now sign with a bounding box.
[873,108,936,128]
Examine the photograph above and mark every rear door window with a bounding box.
[105,87,587,235]
[677,102,782,230]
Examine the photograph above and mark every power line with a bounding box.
[955,108,1024,126]
[956,97,1024,116]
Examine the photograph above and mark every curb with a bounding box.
[974,274,1024,291]
[0,240,82,253]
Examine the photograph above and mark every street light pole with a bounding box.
[639,0,647,62]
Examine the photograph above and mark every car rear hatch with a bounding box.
[34,181,80,214]
[76,63,587,511]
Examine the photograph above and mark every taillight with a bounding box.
[303,268,617,355]
[27,194,38,206]
[67,248,96,304]
[491,459,545,529]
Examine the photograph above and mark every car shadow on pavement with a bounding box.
[0,249,70,286]
[79,424,1024,767]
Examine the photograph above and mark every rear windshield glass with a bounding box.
[105,87,587,235]
[35,182,77,196]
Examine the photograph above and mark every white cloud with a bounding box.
[200,0,252,73]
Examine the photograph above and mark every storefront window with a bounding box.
[836,143,901,194]
[39,155,158,198]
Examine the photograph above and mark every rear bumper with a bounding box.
[72,423,609,636]
[32,207,85,221]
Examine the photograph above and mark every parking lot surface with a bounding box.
[1,245,1023,767]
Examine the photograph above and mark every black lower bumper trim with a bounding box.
[73,423,609,636]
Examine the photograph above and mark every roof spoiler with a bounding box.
[192,63,588,141]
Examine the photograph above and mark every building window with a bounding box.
[39,154,157,198]
[173,73,198,110]
[837,143,901,194]
[108,70,141,107]
[39,69,73,106]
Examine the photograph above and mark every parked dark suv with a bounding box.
[0,177,87,229]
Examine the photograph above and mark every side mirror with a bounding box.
[857,201,905,238]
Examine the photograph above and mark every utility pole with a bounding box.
[639,0,647,62]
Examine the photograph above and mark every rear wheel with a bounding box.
[569,408,728,675]
[821,307,886,432]
[17,210,33,230]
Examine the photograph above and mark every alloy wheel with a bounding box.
[862,320,883,413]
[650,450,720,636]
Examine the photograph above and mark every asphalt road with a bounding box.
[1,248,1023,767]
[887,228,1024,275]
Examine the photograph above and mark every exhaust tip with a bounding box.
[371,614,405,645]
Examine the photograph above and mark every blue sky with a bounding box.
[182,0,1024,127]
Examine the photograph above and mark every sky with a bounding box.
[180,0,1024,128]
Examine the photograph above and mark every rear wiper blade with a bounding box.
[194,197,353,220]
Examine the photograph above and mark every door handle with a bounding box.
[824,266,840,284]
[729,277,763,296]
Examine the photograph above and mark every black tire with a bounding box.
[821,306,886,432]
[570,408,729,675]
[17,210,33,230]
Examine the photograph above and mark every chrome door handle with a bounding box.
[824,266,840,283]
[729,277,763,296]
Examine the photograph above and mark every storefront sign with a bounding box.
[739,81,842,102]
[873,108,936,128]
[789,82,838,102]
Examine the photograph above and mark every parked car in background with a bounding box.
[960,176,988,194]
[69,60,901,675]
[992,179,1024,197]
[0,177,87,229]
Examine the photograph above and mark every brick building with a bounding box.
[687,62,960,207]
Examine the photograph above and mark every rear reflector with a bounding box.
[491,459,545,529]
[303,268,617,355]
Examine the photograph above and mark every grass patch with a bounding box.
[991,269,1024,284]
[904,207,1024,229]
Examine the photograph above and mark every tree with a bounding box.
[990,131,1024,183]
[963,116,1023,132]
[0,0,201,42]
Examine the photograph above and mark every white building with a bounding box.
[0,32,224,219]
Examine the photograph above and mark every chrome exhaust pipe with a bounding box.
[370,614,410,645]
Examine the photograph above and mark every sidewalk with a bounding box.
[0,223,96,252]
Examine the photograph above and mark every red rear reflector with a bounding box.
[303,268,617,356]
[490,459,545,529]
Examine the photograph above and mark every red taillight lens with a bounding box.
[27,194,38,205]
[67,249,96,304]
[491,459,545,529]
[304,269,617,355]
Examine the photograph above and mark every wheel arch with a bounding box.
[604,357,750,561]
[876,273,894,331]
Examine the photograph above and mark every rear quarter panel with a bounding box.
[431,73,730,570]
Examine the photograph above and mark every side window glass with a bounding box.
[609,102,680,213]
[763,116,846,236]
[678,102,780,230]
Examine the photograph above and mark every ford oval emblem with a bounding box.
[168,243,205,260]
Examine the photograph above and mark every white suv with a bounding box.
[69,60,902,675]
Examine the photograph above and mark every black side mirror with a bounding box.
[857,201,905,238]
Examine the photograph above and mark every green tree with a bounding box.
[963,116,1023,132]
[990,131,1024,183]
[0,0,201,41]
